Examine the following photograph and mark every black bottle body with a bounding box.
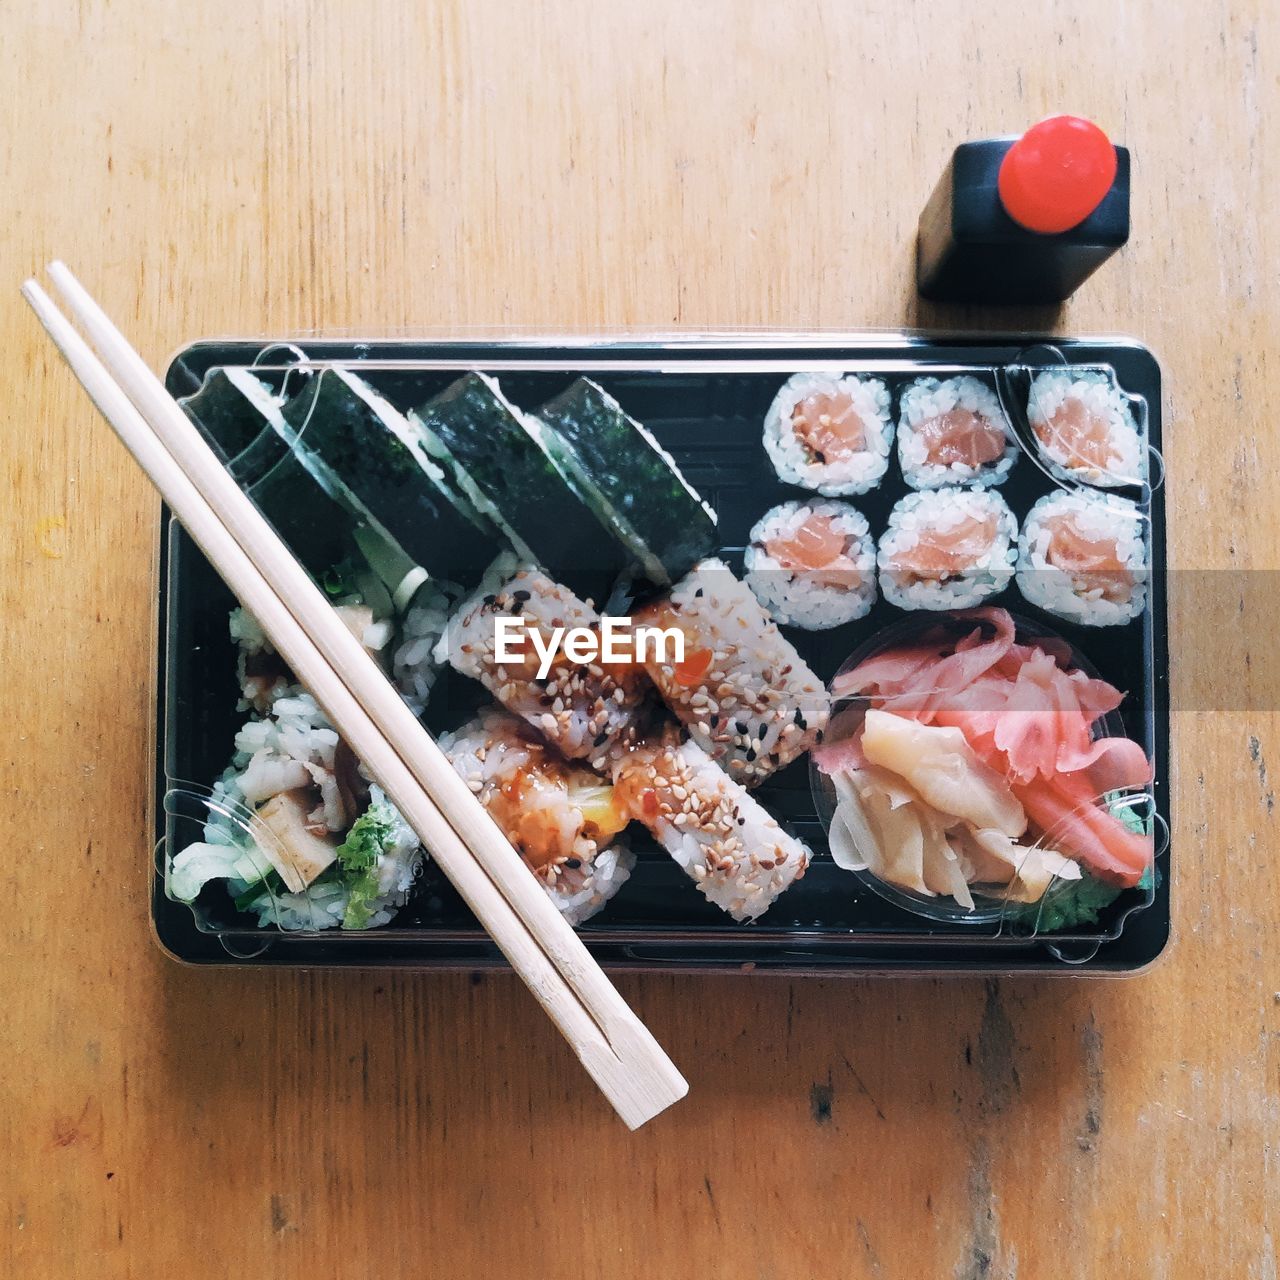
[916,139,1130,304]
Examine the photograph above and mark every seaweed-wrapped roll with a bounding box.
[282,367,501,583]
[410,373,630,599]
[532,377,718,586]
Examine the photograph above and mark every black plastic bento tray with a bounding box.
[155,334,1169,974]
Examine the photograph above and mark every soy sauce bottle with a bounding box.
[916,116,1129,304]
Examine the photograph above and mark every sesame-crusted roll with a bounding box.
[630,558,829,787]
[440,708,635,925]
[435,554,651,763]
[612,729,811,922]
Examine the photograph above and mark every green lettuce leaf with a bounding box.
[341,867,381,930]
[334,802,398,873]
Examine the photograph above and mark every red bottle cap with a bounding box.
[997,115,1118,234]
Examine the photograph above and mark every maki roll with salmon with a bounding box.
[631,559,829,786]
[1017,490,1147,626]
[532,378,718,587]
[897,375,1016,490]
[878,488,1017,611]
[612,727,811,922]
[1027,369,1145,488]
[744,499,876,628]
[436,555,652,763]
[440,708,635,925]
[763,372,893,496]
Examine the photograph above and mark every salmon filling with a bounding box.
[887,513,997,584]
[488,748,629,874]
[763,514,865,589]
[1043,514,1132,602]
[791,392,867,464]
[915,408,1006,468]
[1035,394,1113,470]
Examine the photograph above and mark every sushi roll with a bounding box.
[231,563,452,718]
[631,558,829,786]
[1027,369,1145,488]
[878,488,1017,611]
[410,373,630,598]
[744,499,876,629]
[532,378,719,587]
[897,375,1017,490]
[180,365,288,468]
[763,372,892,496]
[180,367,362,581]
[1017,490,1147,626]
[168,685,425,931]
[435,554,651,763]
[281,367,501,583]
[612,729,811,922]
[440,708,635,925]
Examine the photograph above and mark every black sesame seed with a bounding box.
[758,722,768,740]
[745,748,757,762]
[564,858,582,869]
[482,594,496,606]
[794,709,807,729]
[694,587,704,598]
[735,720,749,734]
[593,732,609,747]
[512,589,531,602]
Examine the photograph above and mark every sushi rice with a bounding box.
[632,558,829,787]
[1017,489,1148,626]
[1027,369,1145,488]
[878,488,1018,611]
[168,685,424,931]
[440,708,635,925]
[230,574,450,718]
[897,375,1017,490]
[391,589,457,714]
[436,553,651,763]
[763,372,893,496]
[612,731,811,922]
[744,498,876,629]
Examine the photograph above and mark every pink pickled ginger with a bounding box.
[827,608,1153,886]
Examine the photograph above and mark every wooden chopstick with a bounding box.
[24,266,687,1129]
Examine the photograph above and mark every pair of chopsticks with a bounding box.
[23,263,687,1130]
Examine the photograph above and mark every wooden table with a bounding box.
[4,2,1275,1275]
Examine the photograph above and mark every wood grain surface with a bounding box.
[3,1,1276,1276]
